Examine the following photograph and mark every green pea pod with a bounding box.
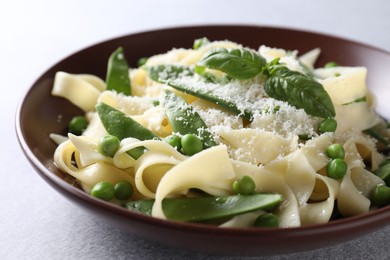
[125,193,283,222]
[163,91,216,148]
[167,81,253,120]
[106,47,131,95]
[146,65,252,120]
[147,64,194,83]
[96,102,159,158]
[374,160,390,186]
[364,128,390,146]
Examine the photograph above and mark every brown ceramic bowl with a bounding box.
[16,25,390,256]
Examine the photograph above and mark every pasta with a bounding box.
[50,38,390,228]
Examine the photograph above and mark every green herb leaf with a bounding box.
[264,66,335,118]
[106,47,131,95]
[197,48,267,79]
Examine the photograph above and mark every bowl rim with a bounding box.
[15,24,390,238]
[81,23,390,57]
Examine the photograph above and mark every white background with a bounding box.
[2,0,390,259]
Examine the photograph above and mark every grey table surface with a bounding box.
[2,0,390,259]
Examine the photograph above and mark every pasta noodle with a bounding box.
[50,38,390,228]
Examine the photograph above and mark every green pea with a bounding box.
[326,158,347,179]
[324,61,339,68]
[98,135,120,157]
[164,134,182,151]
[232,175,256,195]
[254,213,279,228]
[371,184,390,207]
[137,57,148,67]
[319,118,337,134]
[181,134,203,156]
[68,116,88,135]
[326,143,345,159]
[114,181,134,200]
[90,181,115,201]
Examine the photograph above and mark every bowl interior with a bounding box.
[16,25,390,256]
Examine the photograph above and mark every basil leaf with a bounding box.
[265,67,335,118]
[197,48,266,79]
[147,65,194,83]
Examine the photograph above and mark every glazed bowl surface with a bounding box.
[16,25,390,256]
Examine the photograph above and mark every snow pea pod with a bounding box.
[167,81,253,120]
[96,102,159,158]
[147,65,253,120]
[374,160,390,186]
[125,193,283,222]
[163,91,216,149]
[364,127,389,146]
[106,47,131,95]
